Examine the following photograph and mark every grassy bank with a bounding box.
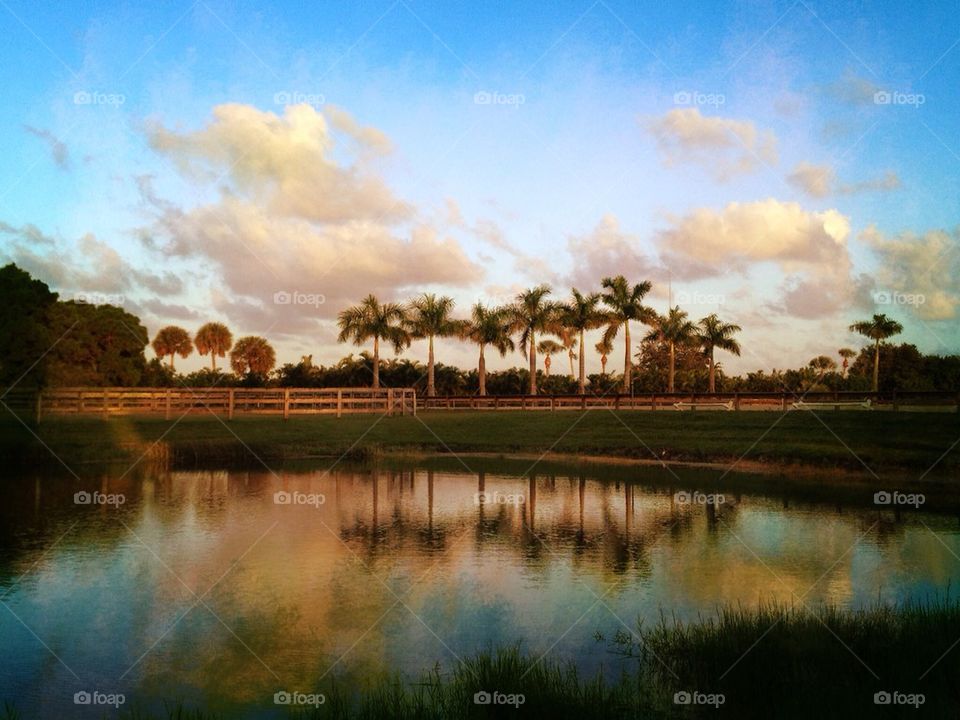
[1,409,957,477]
[3,599,958,718]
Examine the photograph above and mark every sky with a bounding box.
[0,0,958,376]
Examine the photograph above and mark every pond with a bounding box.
[1,460,958,717]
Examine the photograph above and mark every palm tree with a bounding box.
[405,294,463,397]
[808,355,837,388]
[194,322,233,372]
[646,306,697,393]
[558,289,605,394]
[596,338,612,376]
[600,276,654,393]
[229,336,276,377]
[462,304,514,396]
[696,314,741,393]
[838,347,856,378]
[510,285,557,395]
[337,295,410,389]
[849,313,903,391]
[152,326,193,371]
[537,339,563,377]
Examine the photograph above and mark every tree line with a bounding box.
[3,263,958,395]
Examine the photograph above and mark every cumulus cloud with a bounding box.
[787,161,900,198]
[645,108,778,181]
[140,103,481,335]
[24,126,69,169]
[0,221,181,301]
[146,103,410,224]
[655,199,855,319]
[863,225,960,320]
[565,215,663,290]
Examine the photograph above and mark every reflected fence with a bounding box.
[1,387,957,422]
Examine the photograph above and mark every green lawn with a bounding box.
[2,408,957,477]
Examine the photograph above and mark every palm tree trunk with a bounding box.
[478,345,486,396]
[372,336,380,389]
[427,334,435,397]
[622,321,631,393]
[169,355,175,372]
[568,350,574,377]
[873,339,880,392]
[544,356,551,377]
[578,329,586,395]
[529,332,537,395]
[668,341,676,393]
[708,349,715,393]
[211,353,217,373]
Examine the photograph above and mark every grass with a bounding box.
[2,409,958,477]
[4,599,959,718]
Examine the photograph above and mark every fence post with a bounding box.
[337,389,342,418]
[165,388,172,420]
[550,396,555,412]
[387,389,394,417]
[283,388,290,420]
[412,392,417,416]
[651,393,657,411]
[228,388,235,420]
[780,393,787,411]
[102,389,109,420]
[892,390,899,412]
[734,392,740,411]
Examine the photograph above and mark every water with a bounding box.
[1,461,958,717]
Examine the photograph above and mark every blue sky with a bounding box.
[1,0,957,374]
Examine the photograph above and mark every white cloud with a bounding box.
[788,161,900,198]
[645,108,778,181]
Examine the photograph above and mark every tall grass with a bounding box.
[3,600,958,718]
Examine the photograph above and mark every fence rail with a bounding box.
[1,387,417,421]
[1,388,957,422]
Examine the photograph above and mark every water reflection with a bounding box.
[1,463,958,718]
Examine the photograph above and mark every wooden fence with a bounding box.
[1,388,957,422]
[1,387,416,421]
[419,390,960,412]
